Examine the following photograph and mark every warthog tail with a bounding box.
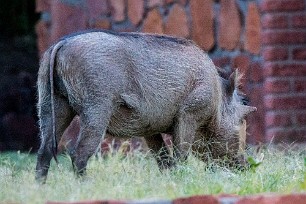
[49,40,66,164]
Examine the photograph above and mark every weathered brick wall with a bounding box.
[35,0,306,144]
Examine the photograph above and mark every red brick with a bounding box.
[260,0,305,12]
[36,0,50,12]
[292,14,306,28]
[296,113,306,125]
[237,194,306,204]
[245,2,261,54]
[264,79,291,93]
[190,0,214,51]
[174,195,219,204]
[262,47,289,61]
[109,0,125,22]
[128,0,144,26]
[261,14,289,29]
[265,112,292,128]
[164,4,189,38]
[219,0,241,50]
[263,63,306,77]
[294,80,306,92]
[277,194,306,204]
[249,62,263,83]
[247,86,264,115]
[292,47,306,60]
[142,8,163,34]
[236,195,278,204]
[266,128,306,143]
[247,113,266,144]
[232,54,250,74]
[246,86,265,144]
[264,95,306,110]
[261,31,306,45]
[212,57,231,68]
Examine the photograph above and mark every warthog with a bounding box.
[35,30,256,183]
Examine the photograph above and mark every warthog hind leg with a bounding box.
[71,103,112,176]
[36,96,75,183]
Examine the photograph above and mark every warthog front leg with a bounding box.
[173,112,197,163]
[172,85,216,164]
[144,134,175,170]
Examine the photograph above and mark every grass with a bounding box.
[0,146,305,203]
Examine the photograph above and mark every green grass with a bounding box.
[0,147,305,203]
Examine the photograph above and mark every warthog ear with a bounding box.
[228,69,242,96]
[238,105,257,118]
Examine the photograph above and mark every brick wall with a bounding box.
[35,0,306,144]
[261,0,306,143]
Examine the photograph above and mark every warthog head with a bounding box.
[193,69,256,167]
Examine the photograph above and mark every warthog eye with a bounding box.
[241,96,249,106]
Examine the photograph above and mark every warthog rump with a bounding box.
[35,30,256,183]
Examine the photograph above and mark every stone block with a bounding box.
[245,2,261,54]
[190,0,214,51]
[92,18,111,29]
[142,8,163,34]
[86,0,110,20]
[50,0,87,43]
[36,0,51,12]
[109,0,126,22]
[35,19,51,56]
[178,0,188,6]
[164,4,189,38]
[128,0,144,25]
[147,0,163,8]
[165,0,174,4]
[218,0,241,50]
